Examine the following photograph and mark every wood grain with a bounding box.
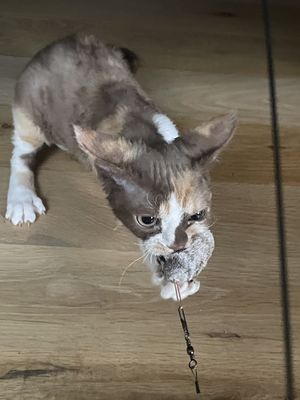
[0,0,299,399]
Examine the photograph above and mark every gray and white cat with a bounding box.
[5,34,237,300]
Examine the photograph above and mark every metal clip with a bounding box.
[174,282,201,396]
[178,305,190,339]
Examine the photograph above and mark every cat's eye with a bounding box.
[189,209,207,222]
[136,215,158,228]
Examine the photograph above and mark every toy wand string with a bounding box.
[174,282,201,397]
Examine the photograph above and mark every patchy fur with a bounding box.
[96,105,129,135]
[6,34,237,300]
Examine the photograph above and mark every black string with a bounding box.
[261,1,295,399]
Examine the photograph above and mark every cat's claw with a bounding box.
[6,187,46,225]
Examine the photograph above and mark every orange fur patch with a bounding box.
[13,107,47,147]
[173,170,209,215]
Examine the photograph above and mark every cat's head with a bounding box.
[74,112,237,298]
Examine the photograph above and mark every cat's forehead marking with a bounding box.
[173,170,210,215]
[159,193,184,246]
[152,113,179,143]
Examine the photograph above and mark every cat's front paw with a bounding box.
[160,280,200,301]
[6,187,46,225]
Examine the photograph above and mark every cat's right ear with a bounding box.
[174,112,237,165]
[73,125,142,188]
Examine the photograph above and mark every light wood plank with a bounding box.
[0,0,299,399]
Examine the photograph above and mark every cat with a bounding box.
[5,34,237,300]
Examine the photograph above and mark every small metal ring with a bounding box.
[189,359,198,370]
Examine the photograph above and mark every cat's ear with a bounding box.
[73,125,141,187]
[175,112,237,165]
[73,125,142,164]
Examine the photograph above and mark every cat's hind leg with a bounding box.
[5,108,46,225]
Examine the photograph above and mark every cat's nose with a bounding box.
[169,242,186,253]
[170,227,188,253]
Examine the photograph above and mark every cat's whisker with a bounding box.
[207,216,218,229]
[150,254,154,263]
[144,250,151,262]
[142,249,157,268]
[142,249,151,264]
[149,252,156,265]
[118,254,145,287]
[112,220,123,231]
[149,254,155,265]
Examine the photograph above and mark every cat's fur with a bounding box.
[6,34,237,300]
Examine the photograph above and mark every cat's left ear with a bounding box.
[73,125,142,186]
[73,125,141,163]
[175,112,237,164]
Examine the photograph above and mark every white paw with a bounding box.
[160,280,200,301]
[6,187,46,225]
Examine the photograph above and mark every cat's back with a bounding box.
[13,34,135,149]
[15,34,131,107]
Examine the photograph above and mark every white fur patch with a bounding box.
[6,132,46,225]
[11,135,35,170]
[160,193,184,246]
[152,113,179,143]
[140,193,184,259]
[6,186,46,225]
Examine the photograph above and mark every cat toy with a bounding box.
[174,282,201,397]
[156,233,212,396]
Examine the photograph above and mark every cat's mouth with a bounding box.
[156,246,187,266]
[157,255,194,284]
[155,230,215,285]
[157,255,166,265]
[156,254,203,282]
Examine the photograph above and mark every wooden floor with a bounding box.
[0,1,299,399]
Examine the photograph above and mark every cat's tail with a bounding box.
[119,47,140,74]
